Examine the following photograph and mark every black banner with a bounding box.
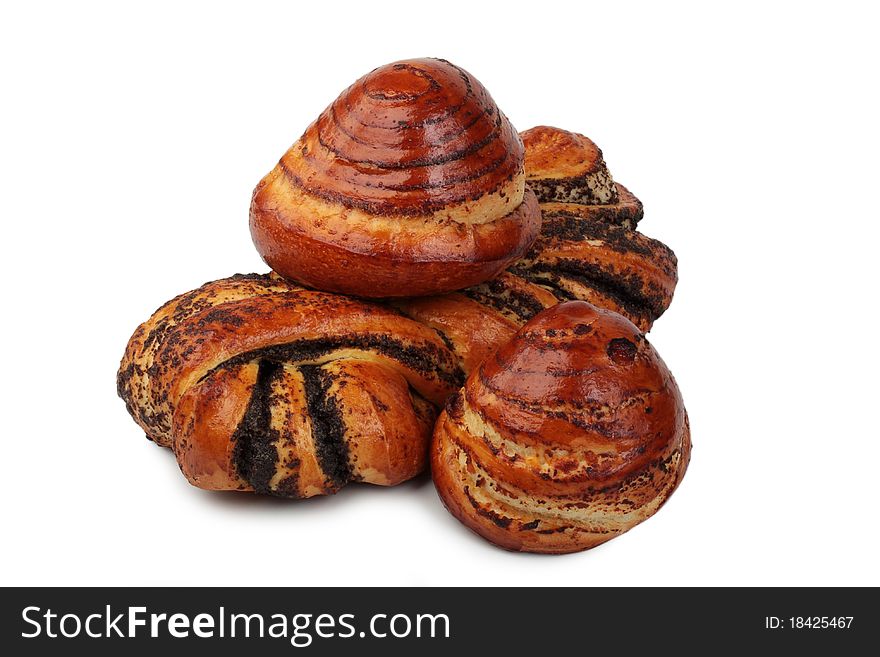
[1,587,873,654]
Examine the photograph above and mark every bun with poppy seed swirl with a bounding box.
[250,58,541,298]
[511,126,678,330]
[431,300,690,553]
[117,273,460,498]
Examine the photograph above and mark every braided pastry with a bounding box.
[250,58,541,298]
[512,126,677,330]
[432,301,690,553]
[117,274,461,498]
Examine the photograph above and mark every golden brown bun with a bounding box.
[118,273,460,498]
[522,126,618,205]
[515,126,676,330]
[250,58,541,297]
[392,272,559,373]
[432,301,690,554]
[510,213,678,331]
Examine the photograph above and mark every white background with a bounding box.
[2,1,878,587]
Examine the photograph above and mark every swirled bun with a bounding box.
[431,301,690,553]
[250,58,541,297]
[512,126,677,330]
[117,274,461,498]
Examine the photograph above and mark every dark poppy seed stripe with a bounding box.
[550,260,666,317]
[540,210,640,240]
[541,202,643,231]
[199,334,463,389]
[510,263,658,320]
[545,219,674,262]
[528,175,619,206]
[231,359,283,495]
[299,365,352,490]
[461,281,547,324]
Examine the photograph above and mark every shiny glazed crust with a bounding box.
[119,124,684,503]
[250,58,541,297]
[117,274,460,497]
[431,301,690,553]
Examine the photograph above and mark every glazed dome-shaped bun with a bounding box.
[250,58,541,297]
[432,300,691,553]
